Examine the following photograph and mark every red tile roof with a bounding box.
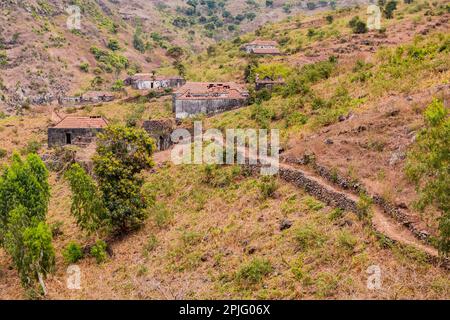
[129,74,183,81]
[174,82,249,100]
[251,48,282,55]
[53,116,108,129]
[248,40,279,46]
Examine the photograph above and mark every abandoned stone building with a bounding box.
[255,74,286,91]
[241,40,281,55]
[173,82,249,120]
[142,119,175,151]
[48,116,108,147]
[59,91,115,106]
[125,74,186,90]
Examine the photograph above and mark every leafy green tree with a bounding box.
[0,154,50,241]
[0,154,54,294]
[66,126,155,235]
[94,126,155,233]
[406,99,449,256]
[4,214,55,293]
[64,164,106,234]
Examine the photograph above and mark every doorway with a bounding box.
[65,132,72,145]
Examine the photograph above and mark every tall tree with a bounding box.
[0,153,54,295]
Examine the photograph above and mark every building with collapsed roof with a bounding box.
[59,91,115,106]
[172,82,249,120]
[255,75,286,91]
[125,74,186,90]
[241,40,282,55]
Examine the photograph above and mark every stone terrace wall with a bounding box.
[245,164,362,215]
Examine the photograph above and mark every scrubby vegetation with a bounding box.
[0,0,449,300]
[406,99,449,256]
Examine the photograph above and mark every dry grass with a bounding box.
[1,163,449,299]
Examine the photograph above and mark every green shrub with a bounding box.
[63,242,84,264]
[202,165,241,188]
[348,16,367,34]
[79,62,89,73]
[143,234,158,256]
[295,225,326,250]
[406,99,449,256]
[90,240,108,264]
[152,203,173,228]
[125,104,146,127]
[304,196,325,211]
[328,208,344,221]
[259,176,278,199]
[107,38,121,51]
[357,192,373,219]
[111,79,125,92]
[236,258,272,285]
[250,103,275,129]
[0,148,7,159]
[383,0,398,19]
[0,51,8,66]
[337,230,358,252]
[21,140,41,155]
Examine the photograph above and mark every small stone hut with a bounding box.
[48,116,108,147]
[241,40,281,55]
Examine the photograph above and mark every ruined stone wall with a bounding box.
[174,98,247,119]
[48,128,103,148]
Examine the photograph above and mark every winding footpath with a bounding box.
[154,143,447,269]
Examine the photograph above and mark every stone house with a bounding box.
[125,74,186,90]
[59,91,115,106]
[82,91,115,103]
[173,82,249,120]
[241,40,281,55]
[255,74,286,91]
[142,119,175,151]
[48,116,108,147]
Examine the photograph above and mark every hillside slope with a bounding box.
[0,0,359,112]
[0,0,449,300]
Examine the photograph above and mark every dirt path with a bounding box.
[278,161,439,258]
[154,143,444,266]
